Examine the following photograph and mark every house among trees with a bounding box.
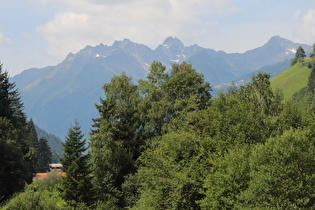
[49,163,62,171]
[33,164,64,181]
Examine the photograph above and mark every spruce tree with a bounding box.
[0,63,26,128]
[0,117,25,201]
[0,64,36,201]
[37,137,52,172]
[60,120,93,208]
[24,119,39,179]
[291,46,306,66]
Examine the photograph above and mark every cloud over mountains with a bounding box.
[35,0,239,59]
[1,0,315,76]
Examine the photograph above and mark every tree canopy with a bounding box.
[291,46,306,66]
[0,64,47,202]
[4,60,315,209]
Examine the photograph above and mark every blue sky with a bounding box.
[1,0,315,76]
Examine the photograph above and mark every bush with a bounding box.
[2,172,70,210]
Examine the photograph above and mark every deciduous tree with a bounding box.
[90,73,141,207]
[241,129,315,209]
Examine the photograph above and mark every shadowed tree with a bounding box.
[60,120,93,208]
[0,64,37,201]
[37,137,52,172]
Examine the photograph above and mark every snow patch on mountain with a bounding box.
[286,48,296,55]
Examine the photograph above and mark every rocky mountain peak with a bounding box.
[112,38,133,49]
[11,35,312,138]
[163,36,184,47]
[265,35,293,47]
[161,36,185,52]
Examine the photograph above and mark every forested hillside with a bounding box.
[4,50,315,208]
[0,64,53,203]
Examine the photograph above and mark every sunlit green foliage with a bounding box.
[241,129,315,209]
[2,172,68,210]
[133,131,211,210]
[90,73,141,208]
[4,60,315,209]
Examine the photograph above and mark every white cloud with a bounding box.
[0,32,12,46]
[292,10,301,21]
[35,0,239,59]
[297,9,315,44]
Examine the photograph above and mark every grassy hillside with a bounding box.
[270,59,312,99]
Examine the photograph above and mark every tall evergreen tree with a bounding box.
[60,120,93,208]
[0,117,26,201]
[291,46,306,66]
[0,63,26,128]
[0,64,36,201]
[24,119,39,179]
[37,137,52,172]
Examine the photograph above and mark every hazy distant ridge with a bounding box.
[11,36,312,138]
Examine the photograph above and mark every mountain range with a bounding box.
[11,36,312,138]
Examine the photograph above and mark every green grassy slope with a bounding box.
[270,61,311,99]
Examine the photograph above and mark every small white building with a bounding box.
[49,163,62,171]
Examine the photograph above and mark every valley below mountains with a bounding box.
[11,36,312,138]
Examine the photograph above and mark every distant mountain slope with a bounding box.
[213,59,291,94]
[270,59,314,99]
[35,124,63,163]
[258,59,291,78]
[227,35,310,72]
[11,36,312,138]
[187,50,237,85]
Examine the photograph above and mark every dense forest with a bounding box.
[0,64,52,203]
[3,45,315,209]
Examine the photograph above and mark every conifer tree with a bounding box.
[291,46,306,66]
[60,120,93,208]
[24,119,39,179]
[37,137,52,172]
[0,64,26,129]
[0,64,36,201]
[0,117,26,201]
